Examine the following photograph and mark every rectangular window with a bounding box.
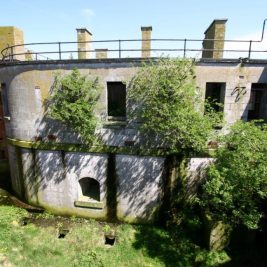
[205,82,225,112]
[107,82,126,119]
[247,83,267,121]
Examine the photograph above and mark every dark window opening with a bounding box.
[79,177,100,202]
[247,83,267,121]
[1,83,10,117]
[107,82,126,118]
[205,82,225,112]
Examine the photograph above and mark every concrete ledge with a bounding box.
[7,137,216,157]
[1,57,267,68]
[6,137,172,156]
[74,200,104,209]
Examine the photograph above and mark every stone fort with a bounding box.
[0,19,267,222]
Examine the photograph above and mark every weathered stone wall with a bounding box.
[185,157,215,199]
[116,154,165,222]
[1,60,267,144]
[8,145,165,222]
[1,59,267,222]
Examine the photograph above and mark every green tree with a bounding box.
[128,58,220,154]
[48,69,101,144]
[200,120,267,229]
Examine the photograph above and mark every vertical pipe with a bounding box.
[119,40,121,58]
[58,42,62,60]
[11,47,14,61]
[183,39,187,58]
[248,40,252,59]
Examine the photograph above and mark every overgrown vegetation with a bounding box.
[0,202,230,267]
[199,121,267,229]
[128,58,221,153]
[5,59,267,266]
[48,69,101,144]
[127,58,267,261]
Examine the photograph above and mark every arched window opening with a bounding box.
[79,177,100,202]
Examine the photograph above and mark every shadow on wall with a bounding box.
[21,149,107,203]
[19,149,166,222]
[19,146,165,222]
[116,155,165,222]
[7,73,168,222]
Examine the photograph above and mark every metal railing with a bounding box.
[1,19,267,62]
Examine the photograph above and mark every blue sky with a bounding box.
[1,0,267,59]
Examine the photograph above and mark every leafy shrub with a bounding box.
[48,68,101,144]
[199,120,267,229]
[128,58,221,153]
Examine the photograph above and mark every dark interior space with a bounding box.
[205,82,226,112]
[247,83,267,121]
[107,82,126,118]
[79,177,100,202]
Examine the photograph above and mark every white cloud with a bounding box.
[224,31,267,59]
[81,8,95,18]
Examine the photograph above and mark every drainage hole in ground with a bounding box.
[105,235,116,246]
[58,229,69,239]
[20,217,30,226]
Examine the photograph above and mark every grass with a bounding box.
[1,169,266,266]
[0,204,157,267]
[0,188,231,267]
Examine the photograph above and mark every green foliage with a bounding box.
[73,250,104,267]
[48,68,101,144]
[128,58,221,153]
[199,120,267,229]
[0,201,231,267]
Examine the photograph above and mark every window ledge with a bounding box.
[74,200,104,209]
[107,116,126,121]
[103,120,127,128]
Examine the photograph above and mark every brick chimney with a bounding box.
[202,19,227,59]
[95,49,108,59]
[76,28,92,59]
[141,26,152,58]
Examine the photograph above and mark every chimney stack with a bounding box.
[141,26,152,58]
[95,49,108,59]
[202,19,227,59]
[76,28,92,59]
[0,26,25,61]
